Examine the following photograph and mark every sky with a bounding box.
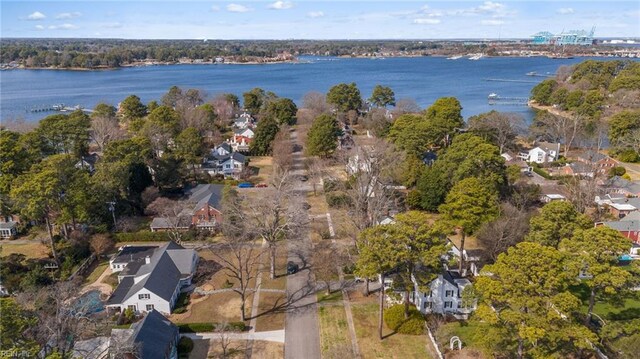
[1,1,639,40]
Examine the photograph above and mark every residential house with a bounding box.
[228,133,252,152]
[75,153,100,174]
[520,142,560,164]
[0,214,19,239]
[556,162,595,178]
[597,197,640,218]
[233,112,256,129]
[150,184,225,232]
[234,127,255,139]
[447,237,483,277]
[541,194,567,203]
[422,151,438,166]
[74,310,179,359]
[603,176,640,197]
[608,202,638,218]
[575,150,617,174]
[106,242,198,314]
[202,148,248,178]
[410,271,475,319]
[502,152,532,172]
[111,310,179,359]
[598,211,640,244]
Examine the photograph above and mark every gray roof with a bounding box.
[107,242,195,305]
[132,310,179,359]
[577,150,609,163]
[149,216,191,230]
[0,222,17,229]
[606,176,640,194]
[601,220,640,232]
[612,198,640,209]
[111,310,178,359]
[218,142,232,152]
[111,246,158,264]
[185,184,225,211]
[621,211,640,222]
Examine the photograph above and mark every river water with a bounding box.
[0,56,617,123]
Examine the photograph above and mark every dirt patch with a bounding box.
[171,292,252,324]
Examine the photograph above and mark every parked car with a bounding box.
[255,183,268,188]
[525,171,534,177]
[298,175,308,182]
[302,202,311,210]
[238,182,254,188]
[287,261,299,275]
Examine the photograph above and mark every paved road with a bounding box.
[284,130,321,359]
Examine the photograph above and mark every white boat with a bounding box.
[469,54,484,60]
[447,55,463,60]
[488,93,499,100]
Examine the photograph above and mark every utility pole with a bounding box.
[106,201,117,230]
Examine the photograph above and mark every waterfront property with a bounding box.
[519,142,561,164]
[106,242,198,314]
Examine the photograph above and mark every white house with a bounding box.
[233,112,255,129]
[106,242,198,315]
[541,194,567,203]
[520,142,561,164]
[410,271,475,319]
[212,143,232,157]
[202,150,247,178]
[234,127,255,139]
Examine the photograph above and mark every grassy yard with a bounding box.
[259,249,287,290]
[171,292,252,324]
[317,290,343,304]
[254,292,287,332]
[571,283,640,320]
[248,156,273,184]
[436,321,492,358]
[83,261,109,285]
[351,302,431,359]
[318,303,352,358]
[0,240,50,259]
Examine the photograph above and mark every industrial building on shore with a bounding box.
[531,27,596,46]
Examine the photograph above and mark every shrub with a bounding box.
[114,231,168,242]
[177,337,194,354]
[406,189,422,209]
[323,179,340,193]
[384,304,425,335]
[177,322,246,333]
[326,191,352,208]
[614,149,640,163]
[609,166,627,178]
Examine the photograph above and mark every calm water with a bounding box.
[0,56,618,123]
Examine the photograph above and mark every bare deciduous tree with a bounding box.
[313,244,343,295]
[90,115,125,151]
[272,127,294,172]
[531,111,584,157]
[18,280,101,358]
[476,203,530,264]
[90,233,115,259]
[146,197,191,243]
[302,91,330,117]
[392,98,420,116]
[468,112,525,153]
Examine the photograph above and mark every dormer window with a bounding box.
[139,293,150,300]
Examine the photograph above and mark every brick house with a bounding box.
[576,151,617,174]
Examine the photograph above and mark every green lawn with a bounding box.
[351,302,431,359]
[317,290,343,304]
[436,321,499,358]
[570,284,640,321]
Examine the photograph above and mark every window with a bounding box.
[445,290,454,297]
[146,304,154,311]
[423,302,432,309]
[127,305,136,311]
[139,293,150,300]
[444,302,453,309]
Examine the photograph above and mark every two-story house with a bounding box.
[410,271,475,319]
[202,146,247,178]
[520,142,561,164]
[149,184,225,232]
[575,150,617,174]
[106,242,198,314]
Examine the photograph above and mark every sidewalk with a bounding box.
[183,330,285,343]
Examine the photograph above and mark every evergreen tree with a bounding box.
[305,114,341,158]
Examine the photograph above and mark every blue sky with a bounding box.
[2,1,639,39]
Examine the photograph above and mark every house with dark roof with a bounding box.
[111,310,179,359]
[75,153,100,174]
[106,242,198,314]
[233,112,256,129]
[150,184,225,232]
[603,176,640,197]
[575,150,617,174]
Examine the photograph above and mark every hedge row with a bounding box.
[177,322,246,333]
[114,231,168,242]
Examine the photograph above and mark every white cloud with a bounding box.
[211,5,220,12]
[557,8,574,15]
[26,11,46,21]
[413,18,441,25]
[227,4,252,13]
[307,11,324,18]
[481,19,504,26]
[268,1,293,10]
[35,25,45,30]
[56,12,82,19]
[478,1,505,13]
[48,23,78,30]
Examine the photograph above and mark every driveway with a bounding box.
[284,130,321,359]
